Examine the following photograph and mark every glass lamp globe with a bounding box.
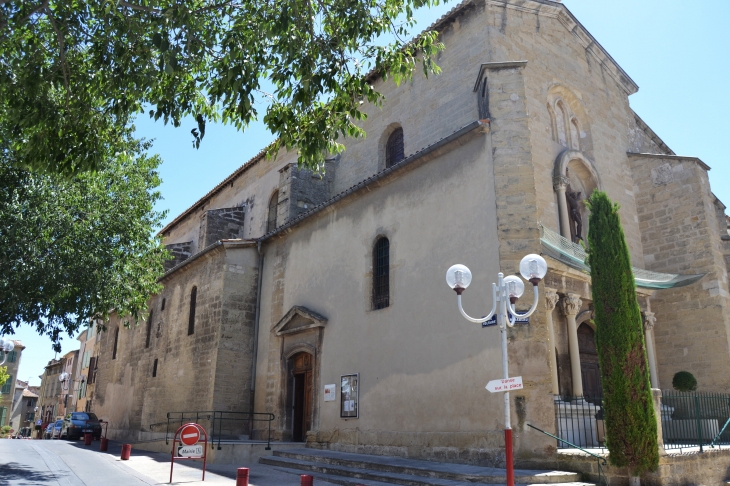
[503,275,525,299]
[519,254,548,283]
[446,264,473,291]
[0,337,14,353]
[59,372,69,382]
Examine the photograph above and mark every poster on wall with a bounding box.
[324,384,336,402]
[340,373,359,418]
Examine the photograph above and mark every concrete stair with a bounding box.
[259,448,595,485]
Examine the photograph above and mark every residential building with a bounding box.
[75,323,100,413]
[0,340,24,427]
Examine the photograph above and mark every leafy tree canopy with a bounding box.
[1,0,446,175]
[0,133,168,351]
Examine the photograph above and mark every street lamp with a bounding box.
[0,337,14,365]
[445,254,547,486]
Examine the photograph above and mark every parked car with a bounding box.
[43,423,54,439]
[50,420,63,439]
[61,412,102,440]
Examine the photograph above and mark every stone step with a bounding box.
[271,465,594,486]
[260,448,589,485]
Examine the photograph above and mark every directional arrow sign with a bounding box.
[486,376,523,393]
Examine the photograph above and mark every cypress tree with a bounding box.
[586,191,658,475]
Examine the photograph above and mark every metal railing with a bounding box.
[554,396,607,451]
[151,411,275,451]
[528,423,607,486]
[660,391,730,452]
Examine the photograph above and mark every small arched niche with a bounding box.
[553,150,601,244]
[547,85,593,158]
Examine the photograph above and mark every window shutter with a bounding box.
[88,358,96,384]
[7,351,15,363]
[1,375,13,394]
[0,407,7,426]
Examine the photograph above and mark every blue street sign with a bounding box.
[481,312,529,327]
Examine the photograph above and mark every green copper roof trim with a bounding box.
[539,224,705,289]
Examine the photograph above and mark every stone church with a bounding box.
[93,0,730,469]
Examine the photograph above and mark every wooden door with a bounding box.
[578,323,603,401]
[291,353,314,442]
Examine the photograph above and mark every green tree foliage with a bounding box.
[0,134,168,351]
[0,366,8,389]
[0,0,446,175]
[672,371,698,392]
[586,191,658,475]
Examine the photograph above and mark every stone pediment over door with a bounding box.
[273,306,328,336]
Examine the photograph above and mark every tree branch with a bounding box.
[117,1,162,14]
[44,7,70,99]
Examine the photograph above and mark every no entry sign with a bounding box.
[180,424,200,446]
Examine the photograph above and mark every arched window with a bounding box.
[112,328,119,360]
[188,286,197,336]
[145,310,153,348]
[547,104,557,142]
[570,117,581,150]
[267,190,279,233]
[372,237,390,310]
[385,128,404,168]
[555,101,568,147]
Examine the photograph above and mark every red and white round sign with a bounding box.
[180,424,200,446]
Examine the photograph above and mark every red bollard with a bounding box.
[236,467,249,486]
[100,438,109,452]
[84,433,92,446]
[121,443,132,460]
[300,474,313,486]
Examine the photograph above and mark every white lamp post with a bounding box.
[0,337,14,365]
[445,254,548,486]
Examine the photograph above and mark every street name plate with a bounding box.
[485,376,523,393]
[177,444,204,458]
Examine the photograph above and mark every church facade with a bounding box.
[92,0,730,466]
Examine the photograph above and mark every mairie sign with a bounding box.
[481,312,529,327]
[486,376,524,393]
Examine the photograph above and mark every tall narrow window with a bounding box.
[152,359,158,377]
[161,298,166,311]
[570,117,581,150]
[188,286,197,335]
[555,101,568,147]
[372,237,390,310]
[385,128,404,168]
[145,310,153,348]
[267,190,279,233]
[112,328,119,360]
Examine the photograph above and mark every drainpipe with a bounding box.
[249,241,265,434]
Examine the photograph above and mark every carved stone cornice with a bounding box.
[643,311,656,332]
[561,293,583,317]
[544,287,559,312]
[553,174,570,192]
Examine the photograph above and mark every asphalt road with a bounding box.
[0,439,337,485]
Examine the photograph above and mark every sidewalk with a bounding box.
[92,440,339,485]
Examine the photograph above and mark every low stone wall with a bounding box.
[521,449,730,486]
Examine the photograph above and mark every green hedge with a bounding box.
[587,191,658,475]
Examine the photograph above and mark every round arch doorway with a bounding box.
[289,352,313,442]
[578,323,603,401]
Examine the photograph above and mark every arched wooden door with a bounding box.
[578,323,603,400]
[290,352,313,442]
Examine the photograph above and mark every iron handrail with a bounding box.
[527,423,607,486]
[163,410,275,451]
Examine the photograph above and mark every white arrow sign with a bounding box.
[486,376,523,393]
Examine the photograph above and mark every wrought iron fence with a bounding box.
[554,396,607,451]
[661,391,730,452]
[155,410,275,450]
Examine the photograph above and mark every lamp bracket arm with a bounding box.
[457,287,496,324]
[508,285,540,319]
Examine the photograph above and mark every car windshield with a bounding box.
[71,413,98,421]
[55,420,63,426]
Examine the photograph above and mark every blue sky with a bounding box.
[11,1,729,385]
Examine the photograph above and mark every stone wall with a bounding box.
[93,243,259,441]
[629,154,730,392]
[198,206,246,249]
[275,161,336,228]
[164,241,194,272]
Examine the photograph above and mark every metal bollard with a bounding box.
[84,433,92,446]
[120,443,132,460]
[100,438,109,452]
[236,467,249,486]
[300,474,314,486]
